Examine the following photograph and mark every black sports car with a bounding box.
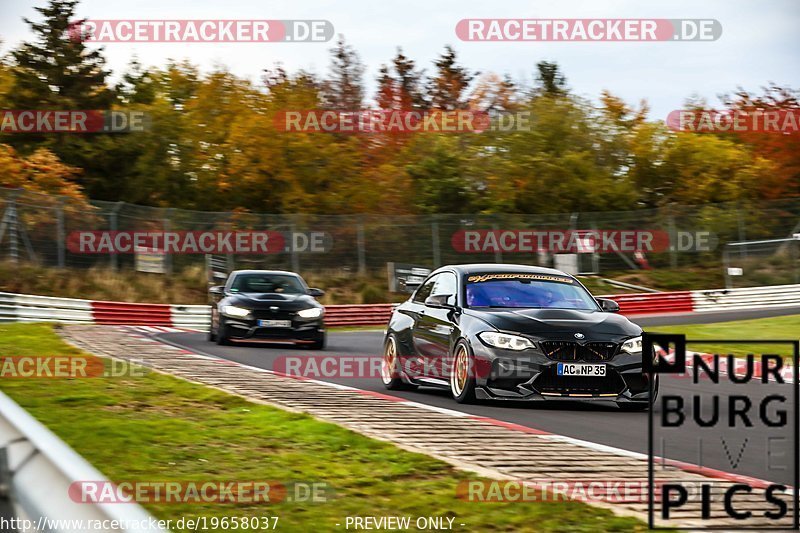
[381,264,657,409]
[208,270,326,349]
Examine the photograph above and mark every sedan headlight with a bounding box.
[621,336,643,354]
[221,305,251,318]
[297,307,324,319]
[478,331,535,351]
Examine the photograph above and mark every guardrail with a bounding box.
[604,291,695,315]
[692,284,800,312]
[0,390,167,532]
[325,304,393,327]
[1,284,799,330]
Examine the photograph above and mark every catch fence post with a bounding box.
[431,218,441,268]
[357,222,366,275]
[109,202,123,271]
[56,198,65,268]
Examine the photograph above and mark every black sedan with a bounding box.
[381,264,657,409]
[208,270,326,349]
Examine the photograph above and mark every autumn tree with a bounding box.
[9,0,113,111]
[429,46,473,110]
[534,61,567,97]
[322,35,364,110]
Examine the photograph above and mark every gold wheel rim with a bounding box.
[381,338,396,384]
[453,347,468,395]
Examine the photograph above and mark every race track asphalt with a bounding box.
[156,307,800,486]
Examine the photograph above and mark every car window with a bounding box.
[412,274,439,303]
[431,272,458,306]
[465,273,600,310]
[230,273,305,294]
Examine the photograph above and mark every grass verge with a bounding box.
[647,314,800,359]
[0,323,645,532]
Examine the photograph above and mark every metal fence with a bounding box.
[724,237,800,288]
[1,188,799,282]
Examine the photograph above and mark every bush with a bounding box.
[360,284,386,304]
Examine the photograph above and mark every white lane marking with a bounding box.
[541,434,647,460]
[404,403,472,417]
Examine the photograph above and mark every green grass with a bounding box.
[648,314,800,359]
[0,323,645,532]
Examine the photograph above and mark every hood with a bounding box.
[465,307,640,339]
[227,292,319,310]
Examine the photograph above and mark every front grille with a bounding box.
[252,309,295,321]
[533,365,625,395]
[540,341,619,362]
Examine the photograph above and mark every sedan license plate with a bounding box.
[557,363,606,377]
[257,319,292,328]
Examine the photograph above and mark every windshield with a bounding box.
[230,273,306,295]
[465,273,599,310]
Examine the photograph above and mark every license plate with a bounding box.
[257,319,292,328]
[557,363,606,377]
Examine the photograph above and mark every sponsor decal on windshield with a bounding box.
[466,273,575,284]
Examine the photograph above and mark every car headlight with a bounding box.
[297,307,323,319]
[621,336,643,354]
[478,331,535,351]
[221,305,251,318]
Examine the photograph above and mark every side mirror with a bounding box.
[308,288,325,298]
[209,286,224,296]
[598,298,620,313]
[425,294,454,308]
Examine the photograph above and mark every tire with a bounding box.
[216,318,231,346]
[310,333,326,351]
[381,334,417,390]
[450,340,477,404]
[207,312,217,342]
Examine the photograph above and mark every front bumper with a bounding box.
[223,315,324,343]
[471,340,655,403]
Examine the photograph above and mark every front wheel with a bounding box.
[450,341,477,404]
[207,311,217,342]
[216,317,231,346]
[309,333,326,351]
[381,335,416,390]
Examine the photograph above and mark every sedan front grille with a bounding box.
[252,309,295,321]
[540,341,619,362]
